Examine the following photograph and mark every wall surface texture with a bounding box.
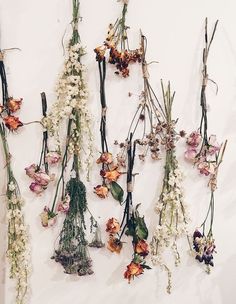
[0,0,236,304]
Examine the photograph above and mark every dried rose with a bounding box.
[186,131,201,147]
[124,262,144,283]
[184,148,198,161]
[29,182,44,195]
[104,168,121,182]
[57,194,70,213]
[107,237,122,254]
[134,240,149,256]
[7,97,22,113]
[197,161,215,176]
[96,152,113,165]
[208,135,220,155]
[45,151,61,165]
[4,115,23,131]
[34,172,53,187]
[25,164,37,178]
[94,185,109,199]
[106,218,120,234]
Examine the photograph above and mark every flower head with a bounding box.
[124,262,144,283]
[186,131,201,147]
[45,151,61,165]
[106,218,120,234]
[33,172,53,187]
[4,115,23,131]
[57,194,70,213]
[94,185,109,199]
[102,168,121,182]
[40,207,57,227]
[134,240,149,256]
[184,147,198,161]
[197,161,215,176]
[29,182,44,195]
[107,237,122,253]
[25,164,37,178]
[96,152,113,165]
[7,97,22,113]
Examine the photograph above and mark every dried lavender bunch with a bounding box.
[150,82,190,293]
[52,171,93,275]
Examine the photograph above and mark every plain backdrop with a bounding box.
[0,0,236,304]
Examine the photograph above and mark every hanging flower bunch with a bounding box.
[184,19,221,182]
[184,18,227,272]
[94,1,142,203]
[0,51,30,304]
[42,4,92,178]
[105,134,151,283]
[0,51,23,131]
[94,0,141,77]
[150,82,190,294]
[115,35,171,166]
[43,0,103,275]
[25,93,58,195]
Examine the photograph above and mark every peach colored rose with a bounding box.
[134,240,149,256]
[45,151,61,165]
[4,115,23,131]
[106,218,120,234]
[94,185,109,199]
[107,237,122,254]
[7,97,22,113]
[124,262,144,283]
[104,169,121,182]
[96,152,113,165]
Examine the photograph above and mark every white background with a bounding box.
[0,0,236,303]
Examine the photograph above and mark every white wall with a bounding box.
[0,0,236,303]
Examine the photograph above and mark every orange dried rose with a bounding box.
[7,97,22,113]
[107,237,122,254]
[134,240,149,256]
[124,262,144,283]
[96,152,113,165]
[106,217,120,234]
[104,168,121,182]
[4,115,23,131]
[94,185,108,199]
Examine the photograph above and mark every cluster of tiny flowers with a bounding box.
[6,182,30,304]
[150,165,189,293]
[43,42,93,173]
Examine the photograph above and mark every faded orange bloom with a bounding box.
[106,217,120,234]
[104,168,121,182]
[96,152,113,165]
[107,237,122,254]
[94,185,109,199]
[7,97,22,113]
[4,115,23,131]
[124,262,144,283]
[134,240,149,256]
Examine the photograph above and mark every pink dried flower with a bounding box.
[197,161,216,176]
[208,135,220,156]
[57,194,70,213]
[186,131,202,147]
[29,182,44,195]
[25,164,37,178]
[45,151,61,165]
[33,172,52,187]
[184,148,198,161]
